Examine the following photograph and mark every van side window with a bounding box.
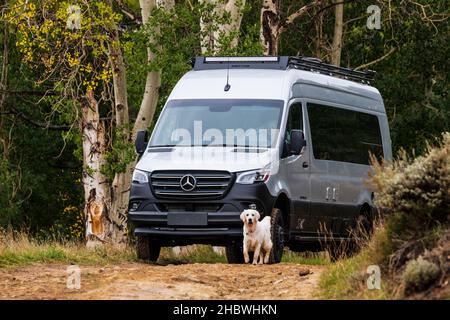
[307,103,383,165]
[285,103,303,145]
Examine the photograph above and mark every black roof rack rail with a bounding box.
[192,56,376,84]
[287,57,376,84]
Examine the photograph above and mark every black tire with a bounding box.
[351,213,374,253]
[269,208,284,264]
[225,242,244,264]
[356,213,373,236]
[136,235,161,262]
[328,213,373,261]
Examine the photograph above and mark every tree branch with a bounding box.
[5,104,136,131]
[278,1,318,35]
[0,89,61,97]
[354,47,396,71]
[114,0,142,24]
[6,104,72,131]
[279,0,357,36]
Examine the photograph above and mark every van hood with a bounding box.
[135,146,278,173]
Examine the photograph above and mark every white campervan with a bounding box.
[129,56,392,263]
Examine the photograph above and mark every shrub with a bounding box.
[402,256,440,294]
[370,132,450,247]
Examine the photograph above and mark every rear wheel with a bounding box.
[351,212,374,252]
[269,208,285,264]
[356,212,373,236]
[328,211,374,261]
[136,235,161,262]
[225,242,244,264]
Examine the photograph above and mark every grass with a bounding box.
[281,250,329,265]
[159,245,227,264]
[159,246,329,265]
[318,224,394,299]
[0,229,136,268]
[0,227,329,267]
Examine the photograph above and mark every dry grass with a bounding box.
[159,245,329,265]
[319,223,393,299]
[159,245,227,264]
[0,228,136,268]
[282,250,329,265]
[0,227,329,268]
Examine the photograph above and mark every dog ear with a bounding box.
[255,211,261,221]
[240,211,246,222]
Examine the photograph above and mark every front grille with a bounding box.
[150,171,233,199]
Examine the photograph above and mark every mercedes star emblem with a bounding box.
[180,174,196,192]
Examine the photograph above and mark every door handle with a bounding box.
[325,187,330,200]
[302,161,309,168]
[332,187,337,201]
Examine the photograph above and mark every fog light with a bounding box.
[130,202,140,211]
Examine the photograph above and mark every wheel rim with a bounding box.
[275,221,284,261]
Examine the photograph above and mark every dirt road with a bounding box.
[0,262,325,300]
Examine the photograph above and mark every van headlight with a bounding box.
[236,168,271,184]
[132,169,149,184]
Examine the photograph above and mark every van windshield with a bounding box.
[149,99,284,148]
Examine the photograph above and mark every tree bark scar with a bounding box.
[86,188,106,238]
[90,202,104,236]
[86,122,94,130]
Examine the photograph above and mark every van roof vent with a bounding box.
[192,56,375,84]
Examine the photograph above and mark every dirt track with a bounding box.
[0,262,325,300]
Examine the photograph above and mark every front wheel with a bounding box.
[269,208,285,264]
[136,235,161,262]
[225,242,245,264]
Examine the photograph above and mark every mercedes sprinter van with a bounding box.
[129,56,392,263]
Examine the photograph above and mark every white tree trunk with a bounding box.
[260,0,280,56]
[331,0,344,66]
[108,27,132,243]
[200,0,246,54]
[260,0,319,56]
[82,90,112,248]
[132,0,174,140]
[95,0,177,246]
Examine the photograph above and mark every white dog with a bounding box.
[240,209,273,265]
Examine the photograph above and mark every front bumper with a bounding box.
[128,177,276,245]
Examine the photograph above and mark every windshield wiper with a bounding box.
[148,144,176,148]
[204,144,269,148]
[150,144,269,148]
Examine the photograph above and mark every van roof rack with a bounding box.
[192,56,376,84]
[288,57,375,84]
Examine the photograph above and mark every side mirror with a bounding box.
[135,130,148,155]
[290,130,306,155]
